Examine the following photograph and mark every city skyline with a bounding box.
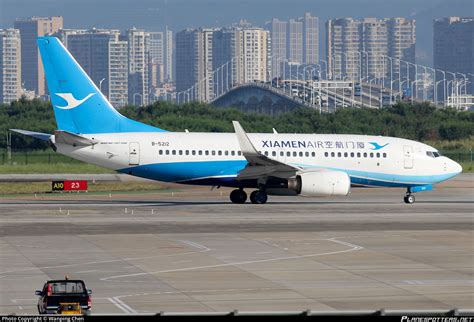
[1,0,472,66]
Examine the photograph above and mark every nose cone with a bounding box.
[449,159,463,176]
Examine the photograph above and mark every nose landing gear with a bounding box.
[404,192,415,204]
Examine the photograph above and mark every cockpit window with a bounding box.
[426,151,442,158]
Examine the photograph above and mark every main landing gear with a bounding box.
[230,189,247,204]
[404,192,415,204]
[230,189,268,204]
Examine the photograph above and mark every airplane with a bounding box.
[12,36,462,204]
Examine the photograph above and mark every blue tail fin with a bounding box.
[37,36,166,134]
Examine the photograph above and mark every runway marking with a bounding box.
[172,260,192,264]
[11,299,24,311]
[74,269,98,274]
[0,242,210,275]
[108,297,134,314]
[112,286,286,302]
[256,251,272,255]
[178,240,209,250]
[101,238,363,282]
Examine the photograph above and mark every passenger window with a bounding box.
[185,150,189,155]
[331,152,335,157]
[299,152,303,157]
[280,151,284,156]
[383,153,386,158]
[166,150,170,155]
[211,151,215,156]
[179,150,183,155]
[272,151,277,157]
[370,153,374,158]
[218,151,222,156]
[376,153,380,158]
[287,151,291,157]
[363,152,367,158]
[206,151,210,156]
[192,150,196,155]
[357,152,361,158]
[350,152,354,157]
[337,152,341,157]
[198,150,202,155]
[159,150,163,155]
[325,152,328,157]
[305,151,309,157]
[225,151,229,156]
[231,151,235,156]
[172,150,176,155]
[293,151,297,157]
[264,151,269,156]
[311,152,315,157]
[238,151,242,156]
[344,152,348,157]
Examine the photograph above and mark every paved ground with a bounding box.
[0,174,472,314]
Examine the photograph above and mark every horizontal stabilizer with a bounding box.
[54,130,98,146]
[10,129,52,141]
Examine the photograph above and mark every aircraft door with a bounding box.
[403,145,413,169]
[129,142,140,165]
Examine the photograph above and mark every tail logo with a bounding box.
[55,93,95,110]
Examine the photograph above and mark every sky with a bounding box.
[1,0,473,66]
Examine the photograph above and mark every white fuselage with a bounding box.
[53,132,461,188]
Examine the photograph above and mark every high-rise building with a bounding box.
[58,28,129,108]
[267,13,319,79]
[176,28,215,102]
[303,12,319,65]
[0,29,21,104]
[387,18,416,75]
[14,16,63,96]
[149,27,173,84]
[213,27,270,86]
[267,18,287,79]
[434,17,474,94]
[127,28,150,106]
[287,19,303,64]
[326,18,361,80]
[326,17,415,81]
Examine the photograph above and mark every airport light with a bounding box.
[99,78,106,93]
[457,73,467,96]
[411,80,423,105]
[436,69,447,107]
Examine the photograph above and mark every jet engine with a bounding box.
[286,170,351,196]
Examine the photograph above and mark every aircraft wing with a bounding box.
[232,121,301,179]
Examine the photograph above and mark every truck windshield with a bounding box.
[48,282,85,295]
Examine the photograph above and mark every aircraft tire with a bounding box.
[250,190,267,204]
[404,194,415,204]
[230,189,247,204]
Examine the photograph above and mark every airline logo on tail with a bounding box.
[55,93,95,110]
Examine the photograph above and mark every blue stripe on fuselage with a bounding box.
[118,160,458,188]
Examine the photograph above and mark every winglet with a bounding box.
[232,121,259,156]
